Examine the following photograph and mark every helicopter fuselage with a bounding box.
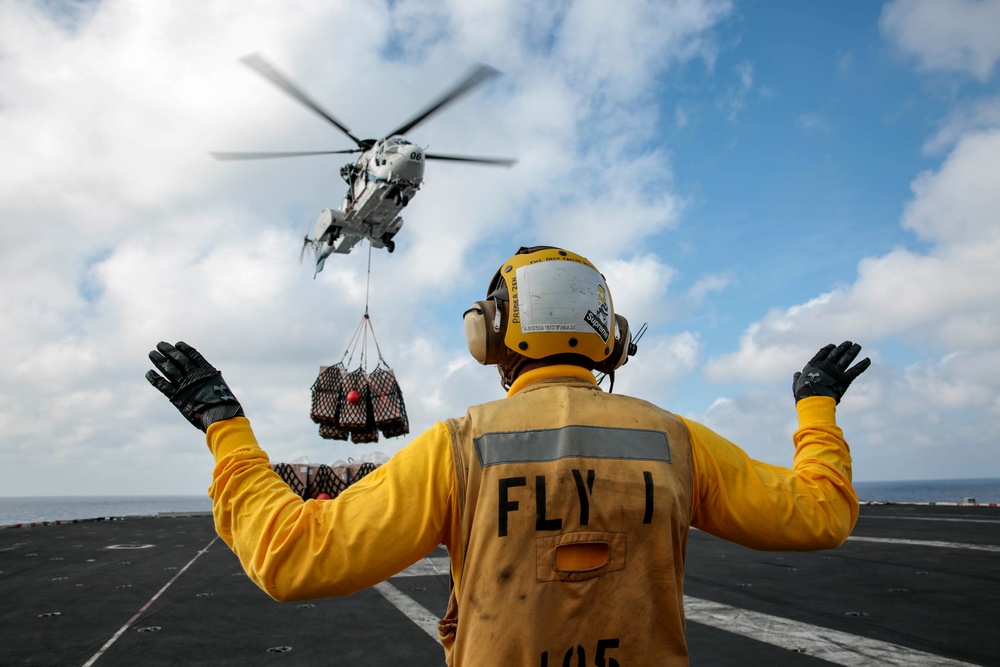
[309,136,425,273]
[217,56,511,276]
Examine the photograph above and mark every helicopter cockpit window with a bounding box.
[380,137,412,156]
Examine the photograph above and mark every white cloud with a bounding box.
[694,388,799,467]
[0,0,734,495]
[903,129,1000,246]
[685,272,735,306]
[881,0,1000,81]
[723,60,754,121]
[924,96,1000,153]
[796,113,831,136]
[555,0,732,99]
[692,354,1000,482]
[675,105,690,128]
[706,126,1000,387]
[608,332,703,407]
[701,116,1000,481]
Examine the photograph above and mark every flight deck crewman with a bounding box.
[146,245,871,666]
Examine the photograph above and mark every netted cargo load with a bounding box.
[318,422,349,440]
[369,365,409,438]
[339,367,379,444]
[306,464,350,499]
[310,312,408,443]
[334,458,380,487]
[310,364,346,427]
[272,461,309,498]
[349,460,378,483]
[350,423,379,444]
[271,456,386,500]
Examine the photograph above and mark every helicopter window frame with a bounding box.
[380,137,412,157]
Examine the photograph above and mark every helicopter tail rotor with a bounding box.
[300,235,314,264]
[299,214,319,265]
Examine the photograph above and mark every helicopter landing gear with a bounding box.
[381,234,396,253]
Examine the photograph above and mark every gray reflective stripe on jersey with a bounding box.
[474,426,671,468]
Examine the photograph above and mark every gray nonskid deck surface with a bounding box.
[1,504,997,666]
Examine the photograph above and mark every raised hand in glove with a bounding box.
[146,341,244,431]
[793,341,871,404]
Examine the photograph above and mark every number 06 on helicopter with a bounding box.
[211,54,516,275]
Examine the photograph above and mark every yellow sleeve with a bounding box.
[206,417,456,601]
[686,396,858,551]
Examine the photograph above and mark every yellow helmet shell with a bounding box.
[489,247,615,362]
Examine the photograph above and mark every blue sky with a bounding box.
[1,0,999,495]
[651,1,944,402]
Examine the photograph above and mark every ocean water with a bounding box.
[2,478,998,526]
[0,495,212,527]
[853,478,1000,505]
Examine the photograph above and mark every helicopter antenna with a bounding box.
[240,52,366,147]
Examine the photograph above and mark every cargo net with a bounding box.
[309,313,409,443]
[272,456,387,500]
[271,462,308,497]
[370,365,409,438]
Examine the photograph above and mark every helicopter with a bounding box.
[211,54,516,275]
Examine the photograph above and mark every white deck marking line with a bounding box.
[373,581,442,645]
[858,515,1000,524]
[847,535,1000,553]
[385,556,978,664]
[683,596,978,666]
[82,535,220,666]
[393,556,450,577]
[371,555,449,644]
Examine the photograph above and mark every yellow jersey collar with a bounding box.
[506,364,598,397]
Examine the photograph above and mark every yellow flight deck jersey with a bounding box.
[207,365,858,666]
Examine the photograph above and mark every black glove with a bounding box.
[793,341,871,404]
[146,341,244,431]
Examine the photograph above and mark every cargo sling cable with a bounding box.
[345,242,387,372]
[308,241,409,443]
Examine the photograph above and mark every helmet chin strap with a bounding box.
[497,349,531,391]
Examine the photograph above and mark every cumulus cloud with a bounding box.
[608,332,703,408]
[702,124,1000,479]
[685,272,735,306]
[707,125,1000,376]
[881,0,1000,81]
[924,96,1000,154]
[0,0,734,495]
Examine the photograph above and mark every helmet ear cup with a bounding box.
[594,314,632,374]
[464,300,506,365]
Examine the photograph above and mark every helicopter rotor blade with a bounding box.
[240,53,365,147]
[387,64,501,138]
[299,236,313,264]
[209,149,361,161]
[424,153,517,167]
